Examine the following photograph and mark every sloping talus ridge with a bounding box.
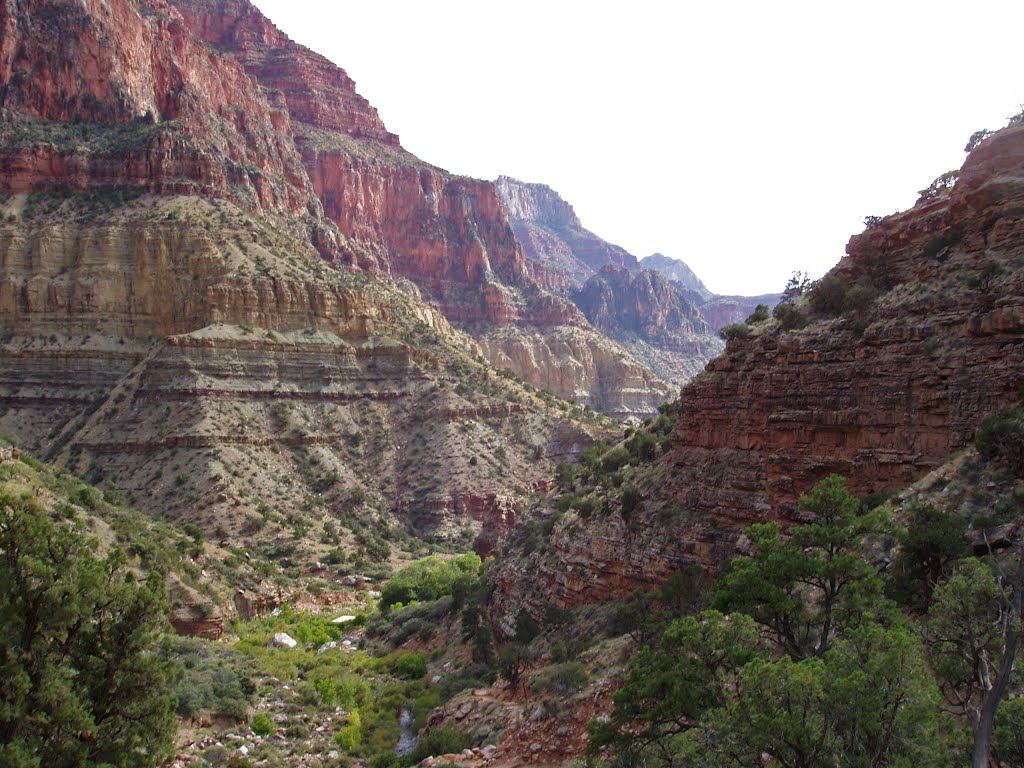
[492,123,1024,623]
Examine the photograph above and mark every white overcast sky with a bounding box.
[251,0,1024,296]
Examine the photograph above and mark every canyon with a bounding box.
[495,176,784,384]
[492,123,1024,626]
[4,2,1024,766]
[0,0,686,574]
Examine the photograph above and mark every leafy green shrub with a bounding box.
[976,405,1024,476]
[599,446,631,475]
[439,663,496,701]
[334,710,362,751]
[965,129,995,153]
[745,304,770,324]
[621,486,642,518]
[532,661,589,695]
[625,430,659,462]
[772,302,806,330]
[994,696,1024,767]
[251,712,274,736]
[379,553,481,612]
[917,170,959,204]
[405,725,471,764]
[968,260,1009,293]
[386,650,427,680]
[719,322,751,341]
[809,274,880,318]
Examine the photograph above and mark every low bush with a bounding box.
[532,661,589,695]
[719,322,751,341]
[405,725,471,765]
[379,554,482,612]
[976,405,1024,476]
[251,712,274,737]
[385,650,427,680]
[772,302,806,330]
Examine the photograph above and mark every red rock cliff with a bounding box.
[0,0,320,219]
[167,0,580,326]
[492,124,1024,623]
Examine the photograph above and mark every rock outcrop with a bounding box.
[163,0,671,410]
[476,325,674,418]
[492,123,1024,624]
[572,265,723,382]
[0,0,671,421]
[495,176,638,290]
[0,0,324,223]
[496,176,786,383]
[638,252,713,299]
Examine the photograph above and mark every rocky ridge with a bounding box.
[0,0,671,422]
[572,265,724,382]
[492,123,1024,624]
[164,0,671,414]
[496,176,738,384]
[0,0,673,557]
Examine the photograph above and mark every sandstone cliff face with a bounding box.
[0,192,611,560]
[637,254,781,329]
[0,0,323,221]
[0,0,672,442]
[159,0,673,415]
[495,176,638,289]
[167,0,579,329]
[638,252,713,299]
[572,265,724,381]
[168,0,398,145]
[492,124,1024,624]
[476,325,674,418]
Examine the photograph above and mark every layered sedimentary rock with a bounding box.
[638,252,713,299]
[0,0,326,225]
[163,0,669,409]
[476,325,674,418]
[492,124,1024,623]
[495,176,788,382]
[572,265,724,382]
[495,175,638,290]
[0,190,610,561]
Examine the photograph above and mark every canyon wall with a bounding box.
[492,124,1024,623]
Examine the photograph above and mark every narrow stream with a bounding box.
[395,708,417,756]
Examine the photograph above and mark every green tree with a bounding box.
[593,476,947,768]
[926,554,1024,768]
[887,503,967,607]
[497,642,536,694]
[745,303,770,324]
[713,622,940,768]
[714,475,885,659]
[0,489,179,768]
[589,611,760,766]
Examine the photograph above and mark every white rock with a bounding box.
[270,632,297,649]
[332,615,357,624]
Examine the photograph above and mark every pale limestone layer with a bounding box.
[476,324,675,418]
